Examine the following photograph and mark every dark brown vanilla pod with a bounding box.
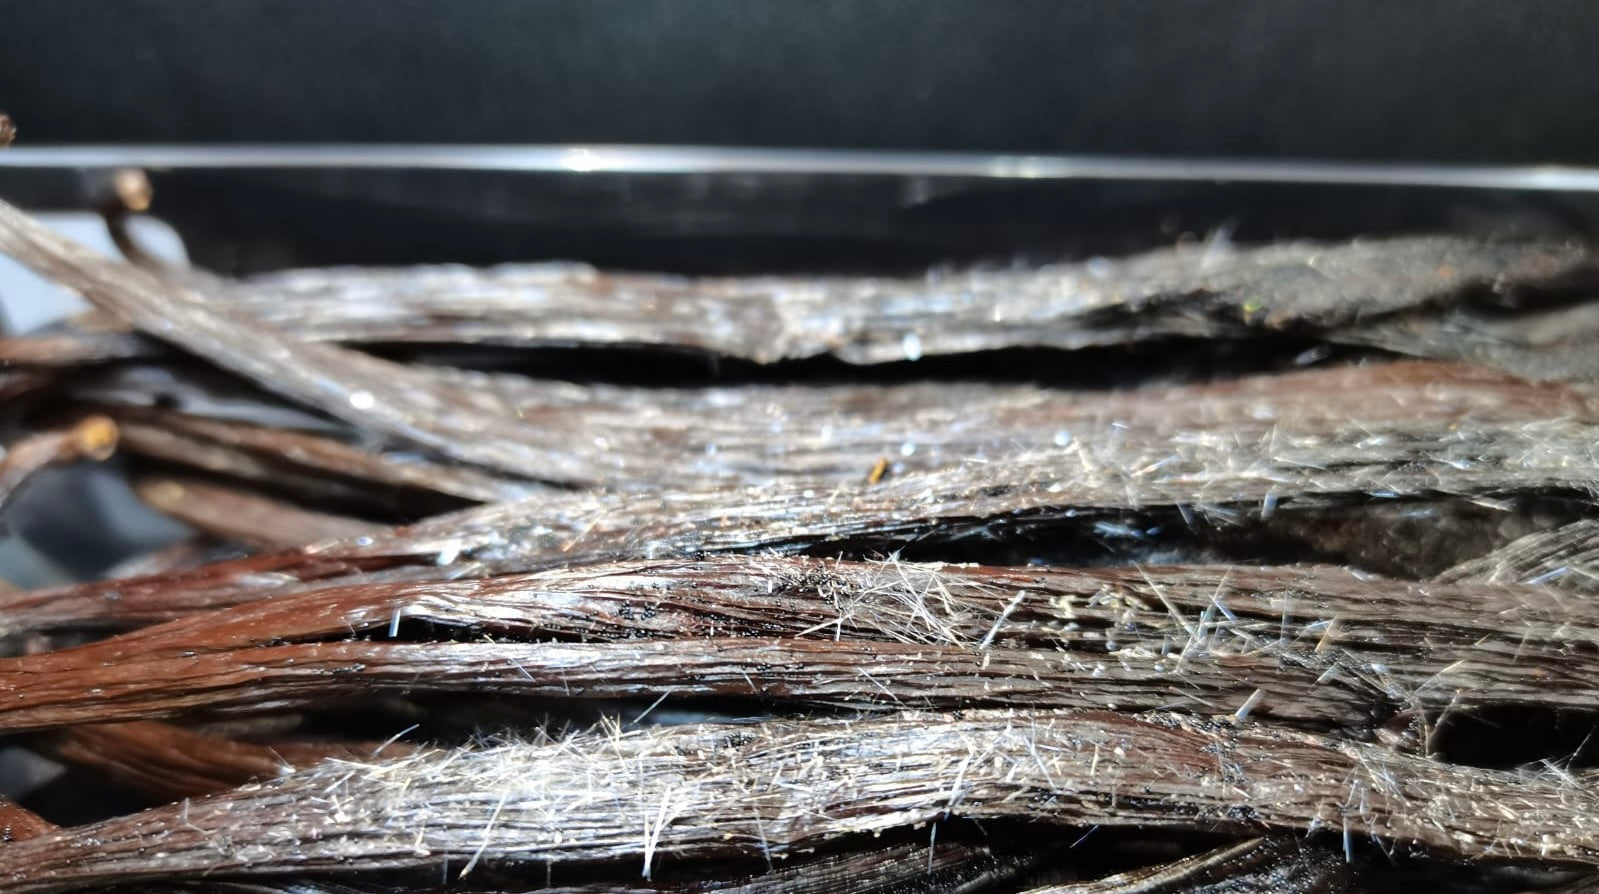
[108,406,538,505]
[0,797,52,844]
[1337,295,1599,384]
[43,350,1599,492]
[1435,519,1599,593]
[111,417,506,516]
[0,197,629,483]
[1019,837,1352,893]
[34,720,413,800]
[132,476,377,550]
[228,237,1592,371]
[0,557,1592,733]
[0,638,1378,731]
[0,329,155,368]
[98,540,244,580]
[0,369,58,403]
[5,709,1598,892]
[11,236,1595,382]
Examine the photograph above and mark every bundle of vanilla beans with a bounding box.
[4,187,1599,894]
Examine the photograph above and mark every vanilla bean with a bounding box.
[530,838,1024,894]
[111,408,537,504]
[111,418,497,515]
[8,237,1592,382]
[1435,519,1599,593]
[1019,837,1350,893]
[4,709,1596,893]
[1339,298,1599,385]
[225,238,1592,374]
[2,558,1593,732]
[21,551,1568,647]
[0,637,1380,732]
[45,351,1599,492]
[0,199,612,482]
[0,797,52,844]
[33,721,413,799]
[99,540,242,580]
[0,370,56,403]
[0,330,154,367]
[133,477,377,551]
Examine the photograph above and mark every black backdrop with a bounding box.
[2,0,1598,163]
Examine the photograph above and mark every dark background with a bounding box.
[1,0,1597,163]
